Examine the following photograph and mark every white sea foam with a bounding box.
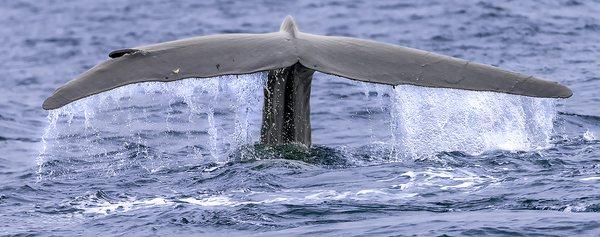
[81,197,172,215]
[392,168,496,192]
[583,130,596,141]
[180,196,235,206]
[579,176,600,181]
[305,190,351,201]
[76,188,423,216]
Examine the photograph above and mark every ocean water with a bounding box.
[1,0,599,236]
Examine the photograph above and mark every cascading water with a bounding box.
[390,85,556,157]
[313,73,557,160]
[36,74,266,179]
[37,72,558,180]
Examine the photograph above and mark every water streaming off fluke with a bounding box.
[37,73,557,179]
[37,74,267,179]
[389,84,555,157]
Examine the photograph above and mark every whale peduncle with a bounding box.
[261,63,314,147]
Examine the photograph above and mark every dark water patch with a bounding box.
[431,35,453,42]
[23,37,81,47]
[375,3,414,10]
[15,77,39,86]
[559,111,600,123]
[476,2,506,12]
[0,136,38,143]
[230,144,350,167]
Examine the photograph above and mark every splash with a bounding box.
[325,74,557,159]
[583,130,596,141]
[37,74,266,178]
[36,111,59,181]
[37,72,559,178]
[390,85,556,157]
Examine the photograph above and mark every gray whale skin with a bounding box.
[42,16,572,147]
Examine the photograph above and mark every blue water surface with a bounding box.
[0,0,599,236]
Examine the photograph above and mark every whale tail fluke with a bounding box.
[43,16,571,110]
[42,16,572,147]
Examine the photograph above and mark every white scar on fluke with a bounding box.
[43,16,572,147]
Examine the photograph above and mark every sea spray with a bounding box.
[314,73,557,160]
[390,85,556,157]
[37,72,558,178]
[224,75,266,157]
[36,110,59,181]
[37,74,266,179]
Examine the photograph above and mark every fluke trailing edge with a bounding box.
[43,16,572,147]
